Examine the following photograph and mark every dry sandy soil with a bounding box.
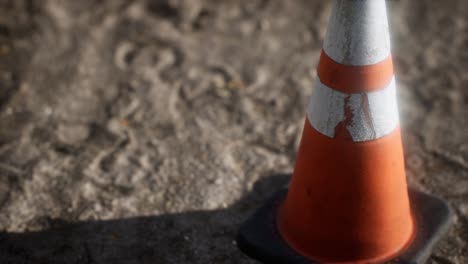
[0,0,467,263]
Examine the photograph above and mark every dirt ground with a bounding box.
[0,0,466,263]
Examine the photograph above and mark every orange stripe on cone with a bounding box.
[278,120,414,262]
[317,51,395,93]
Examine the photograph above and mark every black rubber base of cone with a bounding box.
[237,188,453,264]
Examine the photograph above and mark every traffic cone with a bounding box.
[237,0,452,263]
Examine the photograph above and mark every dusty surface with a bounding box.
[0,0,466,263]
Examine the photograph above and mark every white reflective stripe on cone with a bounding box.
[323,0,391,66]
[307,77,399,142]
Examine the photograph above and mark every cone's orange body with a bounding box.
[278,121,414,262]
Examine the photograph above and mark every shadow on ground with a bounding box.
[0,175,290,264]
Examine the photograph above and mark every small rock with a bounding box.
[214,178,223,185]
[459,203,468,218]
[43,106,53,116]
[57,123,90,145]
[107,118,129,135]
[156,47,177,70]
[211,73,226,89]
[239,21,255,36]
[94,202,103,212]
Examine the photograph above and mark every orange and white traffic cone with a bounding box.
[237,0,452,263]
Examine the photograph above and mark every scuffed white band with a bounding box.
[323,0,391,66]
[307,77,399,142]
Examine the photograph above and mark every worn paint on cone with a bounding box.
[237,0,453,263]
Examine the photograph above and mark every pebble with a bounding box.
[57,123,90,145]
[239,21,255,36]
[459,203,468,218]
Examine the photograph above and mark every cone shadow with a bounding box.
[0,174,290,264]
